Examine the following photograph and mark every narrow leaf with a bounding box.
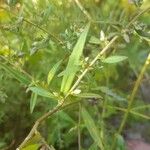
[47,60,62,85]
[0,63,31,85]
[102,56,128,64]
[28,86,56,99]
[81,107,104,150]
[74,93,102,99]
[97,86,126,101]
[30,93,37,113]
[61,23,90,94]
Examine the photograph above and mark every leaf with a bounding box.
[81,107,104,150]
[89,36,100,44]
[102,56,128,64]
[30,93,37,113]
[74,93,102,99]
[47,60,62,85]
[21,131,43,150]
[28,86,56,99]
[22,144,40,150]
[61,23,90,94]
[97,86,126,101]
[116,134,126,150]
[0,63,31,85]
[21,131,52,150]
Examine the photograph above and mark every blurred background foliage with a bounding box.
[0,0,150,149]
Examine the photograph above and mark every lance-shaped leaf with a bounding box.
[61,23,90,94]
[47,60,62,85]
[30,93,37,113]
[73,93,102,99]
[28,86,56,100]
[102,55,128,64]
[81,107,104,150]
[0,63,31,85]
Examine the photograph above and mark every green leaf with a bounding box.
[61,23,90,94]
[47,60,62,85]
[89,36,100,44]
[97,86,126,101]
[28,86,56,99]
[22,144,40,150]
[0,63,31,85]
[81,107,104,150]
[30,93,37,113]
[21,131,43,150]
[74,93,102,99]
[102,56,128,64]
[116,134,126,150]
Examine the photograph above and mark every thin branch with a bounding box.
[17,100,65,149]
[17,28,118,150]
[74,0,92,21]
[78,103,81,150]
[0,6,63,45]
[17,6,150,149]
[69,36,118,94]
[22,18,63,44]
[126,6,150,28]
[110,53,150,150]
[132,104,150,110]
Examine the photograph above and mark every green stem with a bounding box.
[22,18,63,44]
[111,53,150,150]
[17,27,118,150]
[78,103,81,150]
[74,0,93,21]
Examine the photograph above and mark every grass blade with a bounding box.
[61,23,90,94]
[81,107,104,150]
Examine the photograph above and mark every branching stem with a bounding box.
[111,53,150,150]
[17,31,118,150]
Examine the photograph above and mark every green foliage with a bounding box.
[61,23,90,94]
[116,134,126,150]
[102,55,128,64]
[27,86,56,99]
[81,106,104,150]
[0,0,150,149]
[47,60,62,85]
[30,93,37,113]
[0,63,31,85]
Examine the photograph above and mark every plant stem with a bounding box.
[22,18,63,44]
[17,99,65,150]
[111,53,150,150]
[69,35,118,94]
[74,0,93,21]
[17,31,118,150]
[126,7,150,29]
[78,103,81,150]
